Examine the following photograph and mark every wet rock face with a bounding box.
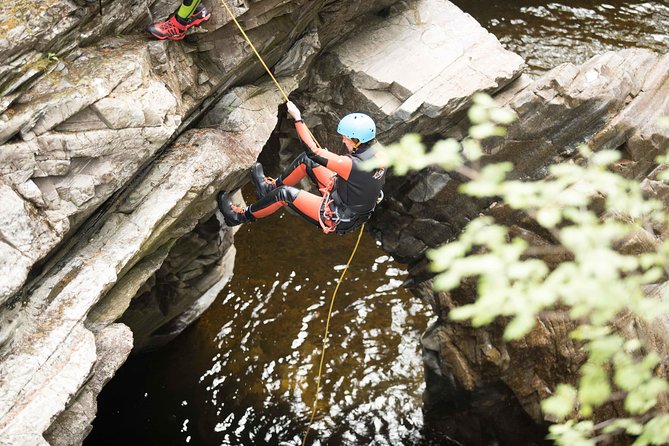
[395,49,669,430]
[43,324,133,446]
[0,38,187,306]
[372,49,669,261]
[2,0,666,444]
[1,0,428,443]
[0,1,151,93]
[293,0,524,151]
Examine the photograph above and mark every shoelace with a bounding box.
[231,203,245,213]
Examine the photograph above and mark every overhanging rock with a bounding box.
[373,48,669,262]
[295,0,525,149]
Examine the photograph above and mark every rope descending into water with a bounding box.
[301,223,365,446]
[218,1,366,444]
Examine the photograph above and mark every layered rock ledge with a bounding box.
[1,0,668,444]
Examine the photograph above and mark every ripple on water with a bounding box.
[452,0,669,75]
[88,198,435,445]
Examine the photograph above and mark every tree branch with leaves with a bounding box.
[367,94,669,445]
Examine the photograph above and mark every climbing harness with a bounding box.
[318,176,378,235]
[218,1,369,443]
[317,176,338,234]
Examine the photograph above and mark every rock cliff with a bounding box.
[0,0,410,442]
[1,0,667,444]
[375,49,669,435]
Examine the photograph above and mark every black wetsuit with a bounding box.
[247,121,386,234]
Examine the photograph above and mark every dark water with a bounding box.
[87,185,438,446]
[452,0,669,75]
[88,2,669,445]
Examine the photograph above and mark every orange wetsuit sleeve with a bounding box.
[295,121,353,180]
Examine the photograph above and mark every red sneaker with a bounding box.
[148,15,188,40]
[148,4,211,41]
[185,4,211,27]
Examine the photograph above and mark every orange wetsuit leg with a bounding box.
[291,190,323,223]
[279,153,334,193]
[248,186,324,227]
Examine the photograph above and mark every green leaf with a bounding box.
[633,415,669,446]
[449,304,479,321]
[462,138,483,161]
[480,162,513,184]
[578,144,593,157]
[591,150,621,166]
[461,163,513,197]
[570,325,611,341]
[432,270,463,291]
[542,384,577,419]
[657,169,669,183]
[614,352,659,393]
[489,107,517,125]
[578,363,611,408]
[427,242,468,271]
[468,105,489,124]
[602,418,643,436]
[624,339,641,352]
[472,92,495,106]
[469,123,506,140]
[586,335,624,364]
[548,421,596,446]
[503,311,536,340]
[625,378,668,415]
[537,207,562,228]
[431,139,464,170]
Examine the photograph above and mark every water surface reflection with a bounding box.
[89,201,437,445]
[451,0,669,74]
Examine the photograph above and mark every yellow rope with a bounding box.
[219,0,290,102]
[302,223,365,446]
[217,3,366,443]
[218,0,323,149]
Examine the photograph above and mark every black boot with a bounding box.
[217,192,255,226]
[251,163,278,199]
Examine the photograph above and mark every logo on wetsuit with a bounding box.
[372,167,385,180]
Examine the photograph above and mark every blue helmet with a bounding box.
[337,113,376,144]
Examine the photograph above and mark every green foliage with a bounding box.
[380,96,669,445]
[579,363,611,415]
[602,418,643,436]
[548,420,596,446]
[542,384,577,419]
[47,52,58,62]
[633,415,669,446]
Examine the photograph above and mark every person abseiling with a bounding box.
[148,1,211,41]
[217,102,386,235]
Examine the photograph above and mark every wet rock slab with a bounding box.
[296,0,525,148]
[410,48,669,427]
